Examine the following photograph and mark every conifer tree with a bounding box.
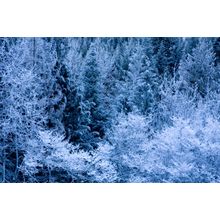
[127,42,159,115]
[151,37,183,79]
[62,38,83,143]
[178,39,217,98]
[79,42,105,149]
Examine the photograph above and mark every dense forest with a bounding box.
[0,37,220,182]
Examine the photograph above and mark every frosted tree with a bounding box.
[22,129,118,182]
[44,38,68,132]
[0,39,52,181]
[110,39,131,114]
[62,38,83,144]
[178,38,218,98]
[151,37,183,79]
[106,113,150,182]
[22,38,62,132]
[96,39,116,126]
[127,42,159,115]
[79,42,106,150]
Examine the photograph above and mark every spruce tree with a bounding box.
[79,42,105,149]
[62,38,83,143]
[127,42,159,115]
[151,37,183,79]
[178,39,217,98]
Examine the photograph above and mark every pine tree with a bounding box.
[151,37,183,79]
[45,38,69,132]
[127,42,159,115]
[62,38,83,143]
[112,40,132,114]
[96,39,116,127]
[79,42,105,150]
[178,38,217,98]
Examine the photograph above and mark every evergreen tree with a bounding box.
[151,37,183,79]
[62,38,83,143]
[96,39,116,126]
[45,38,69,132]
[127,42,159,115]
[111,40,132,114]
[79,42,105,149]
[178,39,217,98]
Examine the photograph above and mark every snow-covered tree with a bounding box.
[0,39,53,181]
[22,129,118,182]
[62,38,83,143]
[127,42,159,115]
[178,38,218,98]
[151,37,183,78]
[111,39,131,114]
[79,42,106,149]
[106,113,150,182]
